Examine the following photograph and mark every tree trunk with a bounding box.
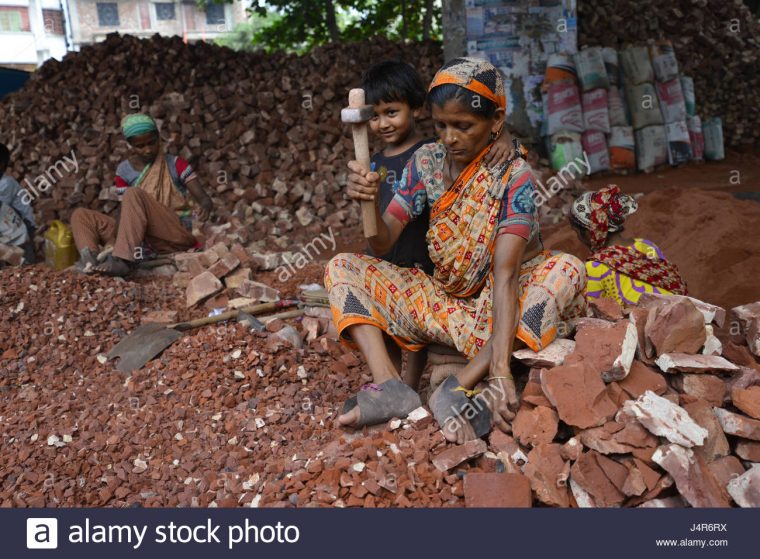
[441,0,466,61]
[422,0,434,40]
[401,0,408,40]
[324,0,340,43]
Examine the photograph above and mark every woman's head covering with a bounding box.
[121,114,158,139]
[570,185,638,251]
[428,57,506,110]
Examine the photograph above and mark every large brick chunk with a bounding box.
[186,271,223,307]
[645,298,706,356]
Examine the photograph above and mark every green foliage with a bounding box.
[206,0,441,54]
[214,16,278,52]
[214,22,258,52]
[340,0,441,43]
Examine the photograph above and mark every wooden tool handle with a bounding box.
[171,300,299,331]
[262,308,304,323]
[348,88,378,238]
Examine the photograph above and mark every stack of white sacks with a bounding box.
[543,41,725,176]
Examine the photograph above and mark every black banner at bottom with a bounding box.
[5,508,757,558]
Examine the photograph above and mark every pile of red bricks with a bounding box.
[169,242,279,309]
[0,34,442,256]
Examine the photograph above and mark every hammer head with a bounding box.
[341,105,375,123]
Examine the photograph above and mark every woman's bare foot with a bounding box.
[441,411,478,444]
[337,406,361,426]
[94,255,132,277]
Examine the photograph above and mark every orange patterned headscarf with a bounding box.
[428,57,506,109]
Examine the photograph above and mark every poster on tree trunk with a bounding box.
[465,0,577,140]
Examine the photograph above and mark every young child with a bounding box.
[0,142,37,264]
[360,60,515,390]
[70,114,212,276]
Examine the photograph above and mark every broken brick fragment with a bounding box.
[463,473,532,508]
[513,339,575,368]
[236,280,280,302]
[735,441,760,462]
[207,253,240,279]
[645,298,706,357]
[676,374,727,408]
[726,466,760,508]
[731,301,760,356]
[540,362,618,429]
[708,456,746,489]
[655,353,739,374]
[173,252,205,275]
[652,444,730,508]
[731,386,760,419]
[512,406,559,448]
[570,451,626,508]
[431,439,487,472]
[186,271,223,307]
[589,297,624,321]
[617,361,667,399]
[713,407,760,441]
[523,443,570,507]
[623,391,707,447]
[682,399,730,462]
[573,319,638,382]
[224,267,252,290]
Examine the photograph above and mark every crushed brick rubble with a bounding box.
[2,261,760,508]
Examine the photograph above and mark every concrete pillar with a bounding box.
[28,0,50,65]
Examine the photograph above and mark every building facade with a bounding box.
[1,0,249,68]
[0,0,68,69]
[67,0,249,48]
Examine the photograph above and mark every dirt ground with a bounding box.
[585,151,760,194]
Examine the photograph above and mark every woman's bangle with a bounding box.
[487,375,513,382]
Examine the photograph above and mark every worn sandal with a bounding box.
[341,379,422,428]
[429,375,492,438]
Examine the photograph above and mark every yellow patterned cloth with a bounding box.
[586,238,675,305]
[325,250,586,356]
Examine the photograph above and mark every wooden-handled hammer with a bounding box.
[341,88,378,238]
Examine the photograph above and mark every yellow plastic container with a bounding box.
[44,220,79,270]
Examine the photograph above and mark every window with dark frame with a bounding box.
[42,9,65,35]
[155,2,176,21]
[205,3,225,25]
[96,3,120,27]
